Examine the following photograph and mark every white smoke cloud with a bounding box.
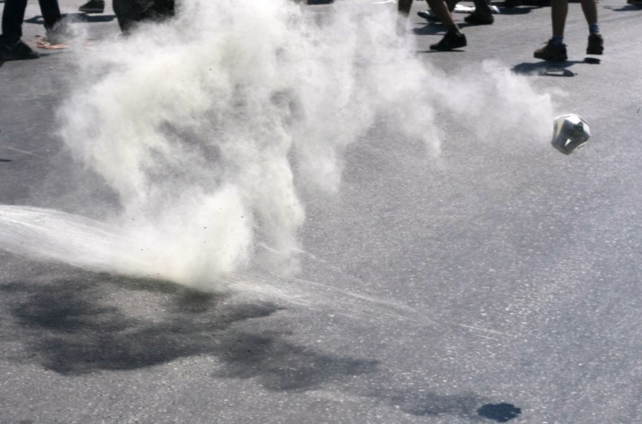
[0,0,554,292]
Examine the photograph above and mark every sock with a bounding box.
[446,24,461,35]
[551,35,564,46]
[589,23,600,34]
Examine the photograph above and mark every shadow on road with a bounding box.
[0,274,378,392]
[513,57,602,77]
[417,49,466,54]
[413,24,445,36]
[604,4,642,11]
[25,13,117,25]
[512,60,580,77]
[372,388,484,417]
[411,21,511,35]
[0,270,522,421]
[366,388,522,422]
[497,5,539,14]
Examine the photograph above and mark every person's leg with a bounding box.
[427,0,456,25]
[580,0,603,54]
[1,0,29,45]
[427,0,467,50]
[551,0,568,39]
[533,0,568,61]
[0,0,40,60]
[417,0,458,23]
[36,0,62,31]
[398,0,413,16]
[580,0,598,26]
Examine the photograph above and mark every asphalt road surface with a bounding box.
[1,1,641,423]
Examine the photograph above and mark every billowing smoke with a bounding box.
[0,0,554,292]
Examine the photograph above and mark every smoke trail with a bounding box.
[0,0,554,292]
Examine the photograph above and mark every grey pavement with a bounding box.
[1,1,642,423]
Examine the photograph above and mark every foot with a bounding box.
[464,12,494,25]
[586,33,604,55]
[534,39,567,61]
[45,22,73,45]
[0,40,40,61]
[79,0,105,13]
[417,10,441,23]
[430,31,467,51]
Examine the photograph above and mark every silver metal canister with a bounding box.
[552,114,591,155]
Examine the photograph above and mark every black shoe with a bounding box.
[464,12,494,25]
[430,31,467,51]
[504,0,522,7]
[417,10,441,23]
[534,39,567,61]
[0,40,40,61]
[586,33,603,55]
[79,0,105,13]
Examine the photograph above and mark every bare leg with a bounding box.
[427,0,466,51]
[551,0,568,37]
[580,0,598,25]
[582,0,602,54]
[427,0,456,26]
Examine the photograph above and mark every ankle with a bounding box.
[551,35,564,46]
[446,24,461,35]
